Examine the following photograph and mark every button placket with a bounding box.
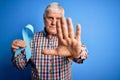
[48,38,55,75]
[49,55,54,73]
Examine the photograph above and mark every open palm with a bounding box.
[42,17,82,58]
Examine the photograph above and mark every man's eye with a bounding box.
[48,17,53,20]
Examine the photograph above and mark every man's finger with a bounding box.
[13,40,27,48]
[61,16,68,39]
[12,49,17,53]
[11,45,19,49]
[42,49,58,56]
[57,20,63,41]
[42,46,71,57]
[75,24,81,41]
[67,18,74,39]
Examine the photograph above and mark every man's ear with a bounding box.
[43,15,46,24]
[43,16,45,20]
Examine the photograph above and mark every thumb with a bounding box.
[42,49,58,56]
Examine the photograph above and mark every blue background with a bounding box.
[0,0,120,80]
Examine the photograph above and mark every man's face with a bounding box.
[44,10,63,35]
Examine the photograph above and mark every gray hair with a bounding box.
[44,2,64,17]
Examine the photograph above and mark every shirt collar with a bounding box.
[42,27,58,40]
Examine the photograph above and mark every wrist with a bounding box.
[73,50,82,59]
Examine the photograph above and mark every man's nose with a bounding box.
[51,19,57,25]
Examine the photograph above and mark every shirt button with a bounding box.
[49,69,52,73]
[50,59,52,62]
[50,43,52,45]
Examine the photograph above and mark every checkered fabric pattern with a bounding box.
[12,30,88,80]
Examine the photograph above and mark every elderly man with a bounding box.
[11,2,88,80]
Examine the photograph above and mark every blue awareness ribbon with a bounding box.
[14,24,34,61]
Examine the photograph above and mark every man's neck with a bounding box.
[44,28,57,40]
[48,34,56,40]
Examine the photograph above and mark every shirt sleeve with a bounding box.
[73,45,88,64]
[11,49,27,70]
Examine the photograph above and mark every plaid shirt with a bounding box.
[12,30,88,80]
